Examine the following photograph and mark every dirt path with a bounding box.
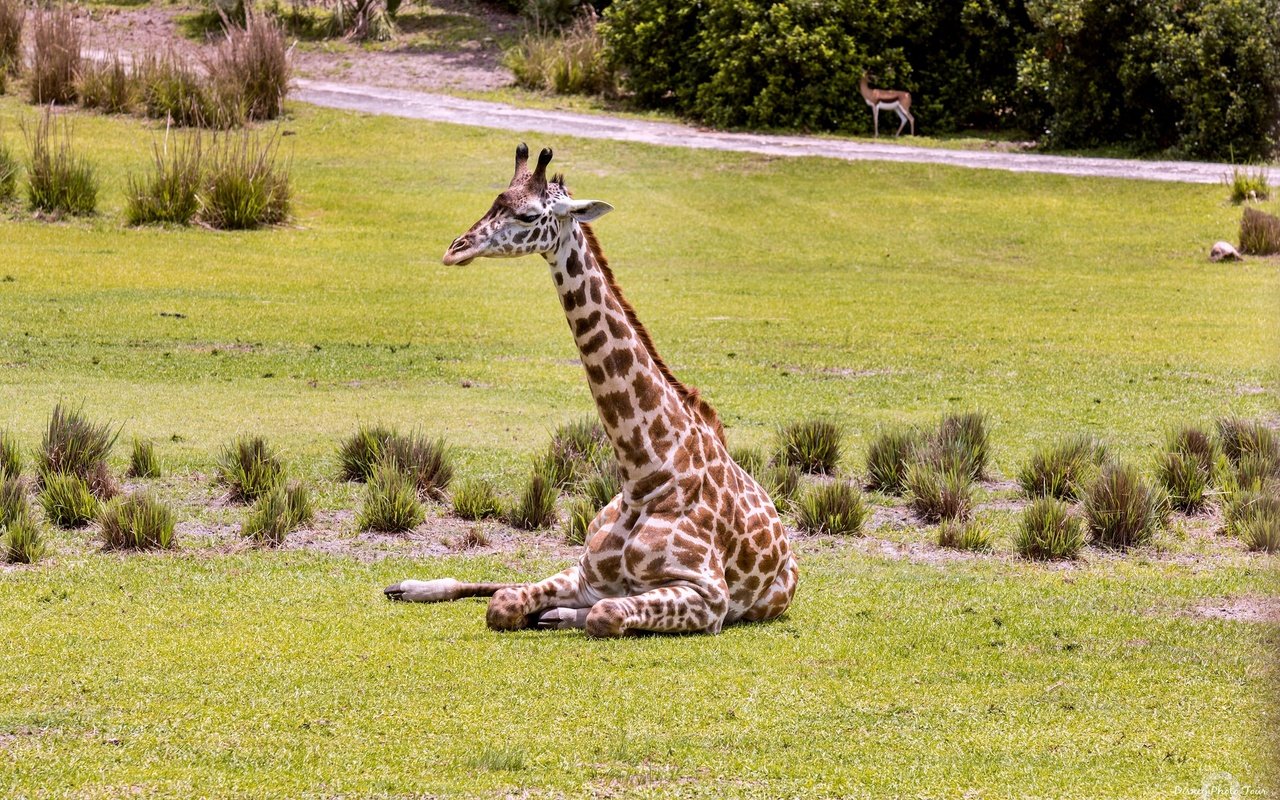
[293,79,1266,186]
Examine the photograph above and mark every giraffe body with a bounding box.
[385,145,796,637]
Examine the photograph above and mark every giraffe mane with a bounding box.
[579,222,726,445]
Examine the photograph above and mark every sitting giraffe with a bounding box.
[384,144,798,637]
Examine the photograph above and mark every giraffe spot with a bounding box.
[574,310,602,338]
[582,331,608,355]
[633,373,662,412]
[597,390,631,427]
[630,469,672,499]
[588,278,603,305]
[585,364,606,384]
[565,249,584,277]
[603,347,634,378]
[606,314,629,339]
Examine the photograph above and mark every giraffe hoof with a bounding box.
[529,607,590,630]
[384,578,462,603]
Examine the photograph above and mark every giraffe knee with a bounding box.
[486,587,530,631]
[585,600,628,638]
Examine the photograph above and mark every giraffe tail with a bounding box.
[383,578,517,603]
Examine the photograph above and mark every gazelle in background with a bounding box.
[859,73,915,137]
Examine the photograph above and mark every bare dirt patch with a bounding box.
[1191,596,1280,624]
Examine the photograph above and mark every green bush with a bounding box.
[506,16,613,96]
[337,424,399,482]
[938,519,995,552]
[794,480,868,536]
[2,510,45,564]
[1226,167,1271,204]
[127,438,161,479]
[38,403,118,498]
[126,133,205,226]
[1016,496,1086,560]
[358,460,425,532]
[98,493,176,551]
[451,478,502,521]
[242,481,313,546]
[216,435,285,502]
[865,428,921,494]
[25,112,98,216]
[776,419,842,474]
[1017,433,1106,500]
[39,472,99,528]
[1082,462,1168,549]
[905,463,974,523]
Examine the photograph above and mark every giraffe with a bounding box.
[384,144,798,637]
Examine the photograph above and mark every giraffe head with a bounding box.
[443,144,614,266]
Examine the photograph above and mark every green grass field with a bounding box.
[0,95,1277,798]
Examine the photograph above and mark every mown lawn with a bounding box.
[0,95,1276,798]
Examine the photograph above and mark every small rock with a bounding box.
[1209,241,1241,262]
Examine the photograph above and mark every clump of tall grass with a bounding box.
[337,424,399,482]
[39,472,98,528]
[136,51,235,128]
[2,510,45,564]
[563,495,595,545]
[580,463,621,511]
[0,138,18,202]
[78,55,133,114]
[506,15,612,96]
[1225,488,1280,553]
[508,470,558,530]
[198,131,291,229]
[206,13,290,121]
[242,480,313,545]
[1225,166,1271,204]
[1217,417,1279,470]
[0,430,21,480]
[1017,433,1106,500]
[25,112,98,216]
[358,459,424,532]
[98,493,176,550]
[215,435,285,502]
[451,477,502,521]
[1016,497,1086,560]
[919,411,990,481]
[905,463,974,522]
[382,431,453,500]
[794,480,869,536]
[865,428,922,493]
[0,476,28,527]
[545,417,609,489]
[0,0,24,78]
[937,519,994,552]
[729,446,766,477]
[759,462,802,509]
[1240,207,1280,256]
[38,403,118,498]
[127,438,161,479]
[775,419,843,474]
[1082,462,1167,549]
[27,5,81,105]
[1153,425,1218,512]
[125,133,205,226]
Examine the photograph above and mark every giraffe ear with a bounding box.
[552,197,614,222]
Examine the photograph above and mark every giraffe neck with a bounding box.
[545,222,697,497]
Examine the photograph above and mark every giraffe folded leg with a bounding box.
[585,586,726,638]
[485,566,594,632]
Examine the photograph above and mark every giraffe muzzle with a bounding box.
[443,236,480,267]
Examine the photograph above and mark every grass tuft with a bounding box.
[905,462,974,522]
[865,428,921,494]
[126,132,204,225]
[545,417,610,489]
[1217,417,1279,469]
[937,518,994,552]
[508,471,558,530]
[337,424,398,482]
[136,50,233,128]
[39,472,99,528]
[506,15,613,96]
[25,111,98,216]
[580,463,621,512]
[1240,206,1280,256]
[2,509,45,564]
[0,0,23,77]
[242,480,313,546]
[357,459,425,532]
[794,480,869,536]
[0,137,18,202]
[1225,166,1270,204]
[0,430,21,480]
[382,432,453,500]
[216,435,285,502]
[919,411,990,481]
[452,524,490,550]
[1017,433,1106,500]
[198,130,292,229]
[1016,496,1086,560]
[0,476,29,527]
[451,477,502,521]
[775,419,843,474]
[78,55,134,114]
[1082,462,1168,549]
[206,13,290,122]
[564,495,595,545]
[729,445,767,477]
[38,403,118,498]
[759,462,802,509]
[1225,488,1280,553]
[27,5,80,105]
[98,493,177,550]
[127,438,161,479]
[1153,425,1218,512]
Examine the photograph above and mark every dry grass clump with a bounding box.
[451,478,502,521]
[506,15,613,96]
[1240,207,1280,256]
[1017,433,1107,500]
[1016,497,1086,560]
[905,463,974,522]
[38,403,118,498]
[78,55,134,114]
[98,493,176,551]
[937,519,994,552]
[337,424,399,482]
[127,438,161,479]
[39,472,98,528]
[794,480,869,536]
[1225,166,1271,204]
[125,133,204,226]
[206,14,290,121]
[865,428,922,493]
[216,435,285,502]
[357,460,425,532]
[25,112,98,217]
[1153,425,1218,512]
[1082,462,1168,549]
[0,430,21,480]
[242,480,313,545]
[28,5,80,105]
[198,131,292,229]
[0,0,23,79]
[775,419,843,474]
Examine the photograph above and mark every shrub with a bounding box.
[0,138,18,202]
[215,435,285,502]
[0,0,23,77]
[1082,462,1167,549]
[25,112,98,216]
[1017,434,1106,500]
[125,133,205,226]
[206,13,290,121]
[759,462,802,509]
[1240,207,1280,256]
[865,428,921,494]
[794,480,869,536]
[337,424,398,482]
[382,432,453,500]
[39,472,98,528]
[776,419,843,474]
[27,5,81,105]
[0,430,20,479]
[564,495,595,545]
[198,131,292,229]
[905,463,974,522]
[329,0,396,41]
[127,438,161,479]
[38,403,118,498]
[938,519,994,552]
[1016,497,1086,560]
[357,460,425,532]
[241,480,313,545]
[0,476,28,527]
[1153,425,1219,512]
[508,472,558,530]
[98,493,176,550]
[507,15,613,96]
[78,55,133,114]
[1226,488,1280,553]
[451,478,502,521]
[2,510,45,564]
[1226,166,1271,204]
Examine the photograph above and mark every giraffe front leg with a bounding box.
[584,585,727,638]
[486,565,592,632]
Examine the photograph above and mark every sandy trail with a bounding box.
[294,79,1268,185]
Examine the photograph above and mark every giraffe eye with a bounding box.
[515,212,540,224]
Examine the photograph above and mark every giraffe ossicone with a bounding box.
[386,144,798,637]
